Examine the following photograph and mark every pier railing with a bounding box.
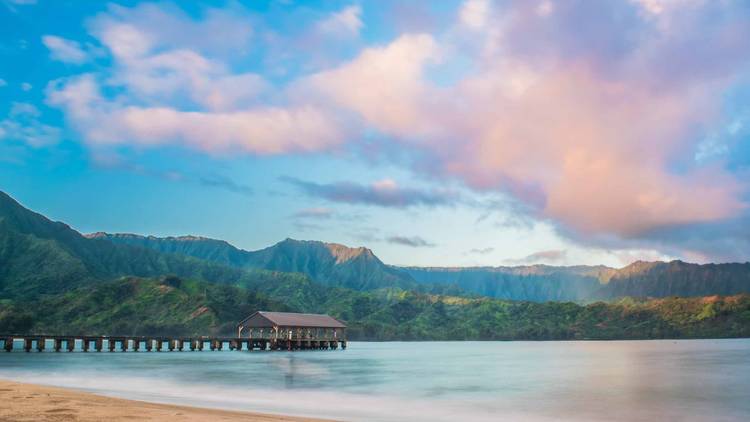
[0,335,346,352]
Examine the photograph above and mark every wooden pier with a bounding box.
[0,335,346,353]
[0,311,348,353]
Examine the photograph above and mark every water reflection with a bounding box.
[0,340,748,421]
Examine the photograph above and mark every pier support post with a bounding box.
[54,339,62,352]
[4,338,12,352]
[155,339,163,352]
[108,339,116,352]
[24,338,32,352]
[133,339,140,352]
[82,339,90,352]
[67,339,75,352]
[210,339,223,351]
[145,339,153,352]
[95,338,103,352]
[36,338,45,352]
[120,339,127,352]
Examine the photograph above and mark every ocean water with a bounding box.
[0,339,749,421]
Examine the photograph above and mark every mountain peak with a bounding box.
[325,242,376,264]
[274,238,376,264]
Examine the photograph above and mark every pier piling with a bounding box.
[0,334,346,353]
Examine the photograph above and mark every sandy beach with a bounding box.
[0,380,333,422]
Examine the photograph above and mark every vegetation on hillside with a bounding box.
[101,232,750,302]
[1,190,749,341]
[1,275,748,341]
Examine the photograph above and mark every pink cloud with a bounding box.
[304,34,442,138]
[301,0,749,243]
[47,75,345,155]
[42,0,750,259]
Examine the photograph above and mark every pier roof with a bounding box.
[239,311,346,328]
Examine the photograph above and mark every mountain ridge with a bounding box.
[3,190,749,302]
[93,230,750,302]
[90,232,417,292]
[1,190,749,341]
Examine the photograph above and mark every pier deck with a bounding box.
[0,335,346,352]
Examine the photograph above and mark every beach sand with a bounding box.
[0,380,334,422]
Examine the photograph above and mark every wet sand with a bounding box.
[0,380,334,422]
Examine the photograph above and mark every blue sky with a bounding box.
[1,0,749,267]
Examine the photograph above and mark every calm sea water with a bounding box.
[0,339,748,421]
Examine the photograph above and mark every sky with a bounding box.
[1,0,749,267]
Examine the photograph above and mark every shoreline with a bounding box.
[0,379,335,422]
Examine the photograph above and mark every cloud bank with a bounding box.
[39,0,750,261]
[281,176,458,208]
[386,236,436,248]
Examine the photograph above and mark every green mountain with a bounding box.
[90,233,417,291]
[0,191,299,299]
[402,266,608,302]
[1,190,749,341]
[93,230,750,302]
[404,262,750,301]
[601,260,750,298]
[2,275,748,340]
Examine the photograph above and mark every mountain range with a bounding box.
[86,233,418,292]
[91,231,750,302]
[1,190,749,340]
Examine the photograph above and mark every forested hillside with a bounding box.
[1,190,750,341]
[2,275,748,340]
[96,229,750,302]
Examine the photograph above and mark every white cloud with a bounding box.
[459,0,491,30]
[694,136,729,163]
[0,102,61,147]
[317,5,363,36]
[41,3,347,155]
[46,75,345,154]
[38,0,750,262]
[42,35,88,64]
[10,102,40,117]
[87,8,267,112]
[90,3,254,58]
[20,82,31,91]
[304,34,441,138]
[0,79,7,87]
